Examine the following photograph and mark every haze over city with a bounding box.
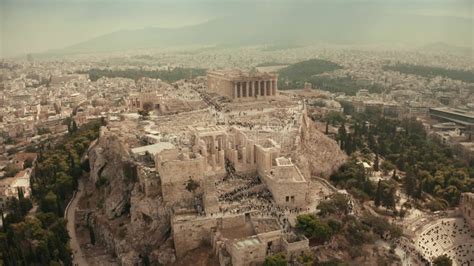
[0,1,473,266]
[1,0,473,57]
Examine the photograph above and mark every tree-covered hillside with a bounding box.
[329,110,473,210]
[0,120,102,265]
[278,59,342,89]
[383,63,474,83]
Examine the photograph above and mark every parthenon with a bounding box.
[207,70,278,100]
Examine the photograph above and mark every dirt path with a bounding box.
[66,179,88,266]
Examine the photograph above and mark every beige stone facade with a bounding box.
[153,123,312,263]
[261,157,309,208]
[207,70,278,101]
[172,212,309,265]
[155,126,310,210]
[155,149,206,206]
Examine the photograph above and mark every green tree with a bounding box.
[318,193,350,216]
[4,164,20,177]
[264,253,287,266]
[40,191,58,214]
[404,167,417,198]
[380,161,395,176]
[344,134,354,155]
[432,254,452,266]
[373,153,379,172]
[296,254,313,266]
[337,124,347,150]
[185,177,200,193]
[380,181,397,210]
[296,214,333,242]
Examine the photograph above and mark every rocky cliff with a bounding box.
[295,120,347,178]
[85,127,174,265]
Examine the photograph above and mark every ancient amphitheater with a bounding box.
[415,217,474,265]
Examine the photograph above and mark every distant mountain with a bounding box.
[45,9,473,55]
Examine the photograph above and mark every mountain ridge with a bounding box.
[43,13,473,56]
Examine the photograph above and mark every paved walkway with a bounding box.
[66,179,88,266]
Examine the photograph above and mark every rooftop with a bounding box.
[430,107,474,119]
[234,237,261,249]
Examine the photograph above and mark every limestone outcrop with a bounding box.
[295,121,347,178]
[85,126,173,265]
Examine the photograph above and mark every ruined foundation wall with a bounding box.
[207,75,233,98]
[172,216,218,258]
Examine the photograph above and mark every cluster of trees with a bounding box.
[294,194,401,261]
[263,252,313,266]
[2,157,35,179]
[432,254,453,266]
[80,67,206,82]
[3,164,20,178]
[331,110,473,209]
[277,59,342,89]
[277,59,385,95]
[383,63,474,83]
[309,76,383,96]
[0,120,101,265]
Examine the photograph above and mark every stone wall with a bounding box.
[172,215,219,258]
[255,141,280,176]
[155,150,206,205]
[137,166,161,198]
[207,74,233,99]
[281,234,310,259]
[229,237,267,266]
[263,173,309,208]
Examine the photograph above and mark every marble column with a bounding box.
[272,80,276,96]
[248,81,253,97]
[274,79,278,95]
[255,80,259,97]
[211,136,216,154]
[219,150,225,168]
[234,82,238,99]
[242,147,247,165]
[238,82,241,98]
[263,80,267,96]
[253,80,258,97]
[249,142,255,165]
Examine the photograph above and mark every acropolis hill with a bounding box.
[76,69,348,265]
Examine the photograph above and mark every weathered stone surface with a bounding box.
[129,185,170,248]
[86,127,172,265]
[294,122,347,178]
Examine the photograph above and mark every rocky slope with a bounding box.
[84,127,174,265]
[295,121,347,178]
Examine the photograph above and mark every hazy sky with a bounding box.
[0,0,472,57]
